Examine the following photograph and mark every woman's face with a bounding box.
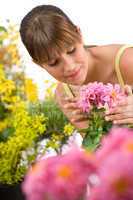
[41,42,90,85]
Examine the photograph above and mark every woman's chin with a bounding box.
[68,78,85,85]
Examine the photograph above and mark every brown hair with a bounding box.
[20,5,81,64]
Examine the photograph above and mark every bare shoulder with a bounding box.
[89,44,122,60]
[118,46,133,85]
[90,44,133,84]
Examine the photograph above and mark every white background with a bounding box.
[1,0,133,98]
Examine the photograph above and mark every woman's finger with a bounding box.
[106,105,133,115]
[105,109,133,121]
[71,114,88,123]
[71,120,89,129]
[113,118,133,125]
[63,102,78,110]
[64,97,79,102]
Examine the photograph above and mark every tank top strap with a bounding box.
[115,44,133,88]
[62,83,75,98]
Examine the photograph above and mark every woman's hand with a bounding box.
[105,85,133,125]
[55,83,89,129]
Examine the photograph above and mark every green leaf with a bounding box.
[0,26,7,32]
[0,127,15,142]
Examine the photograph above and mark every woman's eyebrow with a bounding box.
[49,57,58,63]
[48,57,59,65]
[49,53,62,62]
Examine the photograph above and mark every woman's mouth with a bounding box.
[66,68,81,79]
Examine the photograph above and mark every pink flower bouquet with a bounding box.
[77,82,127,150]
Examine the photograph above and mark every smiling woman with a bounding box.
[1,1,133,101]
[20,4,133,130]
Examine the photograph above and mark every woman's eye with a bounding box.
[49,60,59,67]
[67,47,76,54]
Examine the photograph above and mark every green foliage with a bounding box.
[28,100,71,151]
[0,25,7,45]
[0,26,6,32]
[81,107,112,151]
[40,100,69,136]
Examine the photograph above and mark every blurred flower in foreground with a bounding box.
[90,127,133,200]
[22,127,133,200]
[22,148,96,200]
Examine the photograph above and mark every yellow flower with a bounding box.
[24,79,38,102]
[0,64,5,81]
[0,120,8,132]
[45,81,57,99]
[64,123,74,136]
[0,80,16,95]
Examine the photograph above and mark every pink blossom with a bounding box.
[105,83,126,108]
[89,127,133,200]
[96,127,133,164]
[78,82,126,113]
[22,148,96,200]
[22,128,133,200]
[89,151,133,200]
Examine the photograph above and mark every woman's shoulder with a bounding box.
[100,44,133,84]
[85,44,122,49]
[116,45,133,84]
[91,44,122,54]
[87,44,122,63]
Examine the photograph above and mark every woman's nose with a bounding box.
[63,56,76,73]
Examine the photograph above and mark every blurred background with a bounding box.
[1,0,133,98]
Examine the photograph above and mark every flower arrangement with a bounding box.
[22,127,133,200]
[77,82,127,150]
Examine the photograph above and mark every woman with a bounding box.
[20,4,133,129]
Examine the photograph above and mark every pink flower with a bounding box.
[96,127,133,164]
[22,127,133,200]
[78,82,126,113]
[90,127,133,200]
[105,83,126,108]
[89,151,133,200]
[22,148,96,200]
